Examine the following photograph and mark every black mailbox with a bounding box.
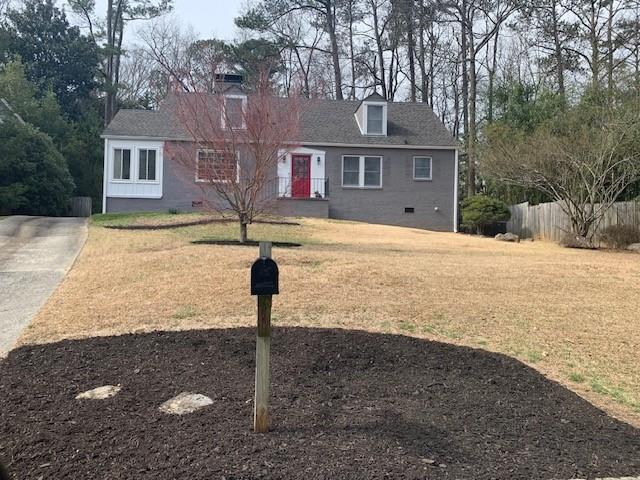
[251,257,279,295]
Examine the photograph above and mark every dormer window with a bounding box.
[223,95,246,129]
[355,92,388,136]
[366,105,384,134]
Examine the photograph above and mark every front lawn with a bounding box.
[18,213,640,426]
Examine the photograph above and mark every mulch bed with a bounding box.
[103,218,301,230]
[1,328,639,480]
[191,240,302,248]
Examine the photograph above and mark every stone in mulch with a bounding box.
[159,392,213,415]
[75,385,121,400]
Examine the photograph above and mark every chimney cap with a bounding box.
[214,73,244,85]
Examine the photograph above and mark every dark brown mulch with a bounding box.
[1,328,639,480]
[103,218,301,230]
[191,240,302,248]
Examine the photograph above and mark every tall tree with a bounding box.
[2,0,98,118]
[69,0,172,125]
[440,0,519,196]
[237,0,345,100]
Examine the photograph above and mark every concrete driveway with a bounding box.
[0,216,87,355]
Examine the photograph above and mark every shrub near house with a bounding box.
[0,119,74,215]
[461,195,510,235]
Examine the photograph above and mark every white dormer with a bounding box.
[355,92,388,136]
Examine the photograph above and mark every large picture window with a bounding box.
[113,148,131,180]
[413,156,432,180]
[196,150,237,182]
[138,149,157,181]
[341,155,382,188]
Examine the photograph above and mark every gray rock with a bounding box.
[159,392,213,415]
[495,232,520,243]
[76,385,121,400]
[560,233,596,249]
[626,243,640,253]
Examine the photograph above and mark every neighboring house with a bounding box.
[101,76,460,231]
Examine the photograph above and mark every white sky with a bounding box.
[62,0,245,42]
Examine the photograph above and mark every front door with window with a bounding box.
[291,155,311,198]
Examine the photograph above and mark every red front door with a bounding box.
[291,155,311,198]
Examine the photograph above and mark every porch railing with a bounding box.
[277,177,329,199]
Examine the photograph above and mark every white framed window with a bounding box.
[413,156,432,180]
[361,102,387,136]
[138,149,158,181]
[367,105,384,134]
[341,155,382,188]
[196,149,238,182]
[223,95,246,129]
[113,148,131,181]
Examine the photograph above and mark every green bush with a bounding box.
[600,224,640,249]
[0,119,74,215]
[461,195,511,234]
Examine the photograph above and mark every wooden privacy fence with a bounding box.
[507,200,640,242]
[69,196,92,217]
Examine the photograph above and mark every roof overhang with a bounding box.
[100,134,187,141]
[101,135,460,151]
[301,141,460,150]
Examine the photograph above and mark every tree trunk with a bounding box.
[240,218,248,243]
[467,25,477,197]
[348,0,357,100]
[325,2,344,100]
[607,0,614,100]
[460,0,470,187]
[487,24,500,124]
[418,0,428,102]
[550,0,565,97]
[105,0,114,126]
[406,0,417,102]
[372,0,387,98]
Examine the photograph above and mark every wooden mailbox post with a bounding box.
[250,242,279,433]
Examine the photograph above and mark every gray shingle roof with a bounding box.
[103,95,458,148]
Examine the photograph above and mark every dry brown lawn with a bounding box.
[19,215,640,426]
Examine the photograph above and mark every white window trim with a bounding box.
[111,147,133,183]
[413,156,433,181]
[222,94,247,130]
[136,147,160,184]
[195,149,240,183]
[363,101,387,136]
[341,155,383,188]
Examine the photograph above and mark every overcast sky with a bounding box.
[63,0,245,42]
[158,0,244,40]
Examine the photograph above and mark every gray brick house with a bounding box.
[101,81,459,231]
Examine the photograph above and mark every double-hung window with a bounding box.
[113,148,131,180]
[366,105,384,134]
[138,149,157,181]
[413,156,432,180]
[196,150,237,182]
[342,155,382,188]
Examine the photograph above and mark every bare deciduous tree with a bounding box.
[482,103,640,238]
[166,72,301,243]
